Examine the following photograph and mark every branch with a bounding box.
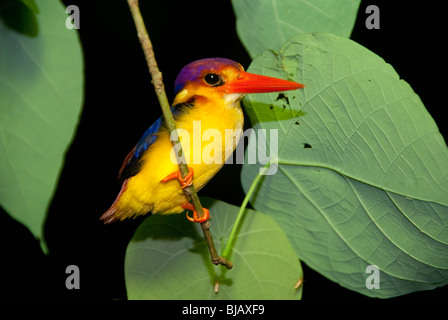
[126,0,232,270]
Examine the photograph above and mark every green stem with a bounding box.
[127,0,232,269]
[221,161,272,259]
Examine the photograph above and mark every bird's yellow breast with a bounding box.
[115,97,244,218]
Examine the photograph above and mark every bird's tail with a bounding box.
[100,179,130,224]
[100,207,119,224]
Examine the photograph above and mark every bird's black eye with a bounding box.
[204,73,224,86]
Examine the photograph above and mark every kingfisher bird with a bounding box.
[100,58,303,224]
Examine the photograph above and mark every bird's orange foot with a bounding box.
[161,167,194,189]
[182,202,210,223]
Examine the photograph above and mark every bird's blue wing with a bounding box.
[117,104,192,181]
[134,117,162,159]
[118,116,162,181]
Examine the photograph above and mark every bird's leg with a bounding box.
[182,202,210,223]
[161,167,194,189]
[161,168,208,223]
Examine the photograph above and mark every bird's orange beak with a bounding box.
[225,71,304,94]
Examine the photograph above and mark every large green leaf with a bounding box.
[125,198,303,300]
[0,0,83,246]
[232,0,361,58]
[241,33,448,298]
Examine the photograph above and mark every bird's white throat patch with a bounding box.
[223,93,245,107]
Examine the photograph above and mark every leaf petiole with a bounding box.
[221,160,272,260]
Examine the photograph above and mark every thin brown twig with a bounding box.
[126,0,233,270]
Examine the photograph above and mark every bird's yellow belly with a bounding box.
[117,104,243,218]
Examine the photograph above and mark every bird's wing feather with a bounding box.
[117,103,193,182]
[118,116,162,181]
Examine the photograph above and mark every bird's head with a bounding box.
[172,58,304,106]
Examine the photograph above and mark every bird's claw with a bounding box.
[161,167,194,189]
[182,202,209,223]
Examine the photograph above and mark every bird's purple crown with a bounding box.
[174,57,240,95]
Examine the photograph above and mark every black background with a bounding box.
[1,0,447,301]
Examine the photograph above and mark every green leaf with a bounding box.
[125,198,303,300]
[232,0,361,58]
[0,0,39,36]
[241,33,448,298]
[21,0,39,14]
[0,0,83,249]
[0,0,39,13]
